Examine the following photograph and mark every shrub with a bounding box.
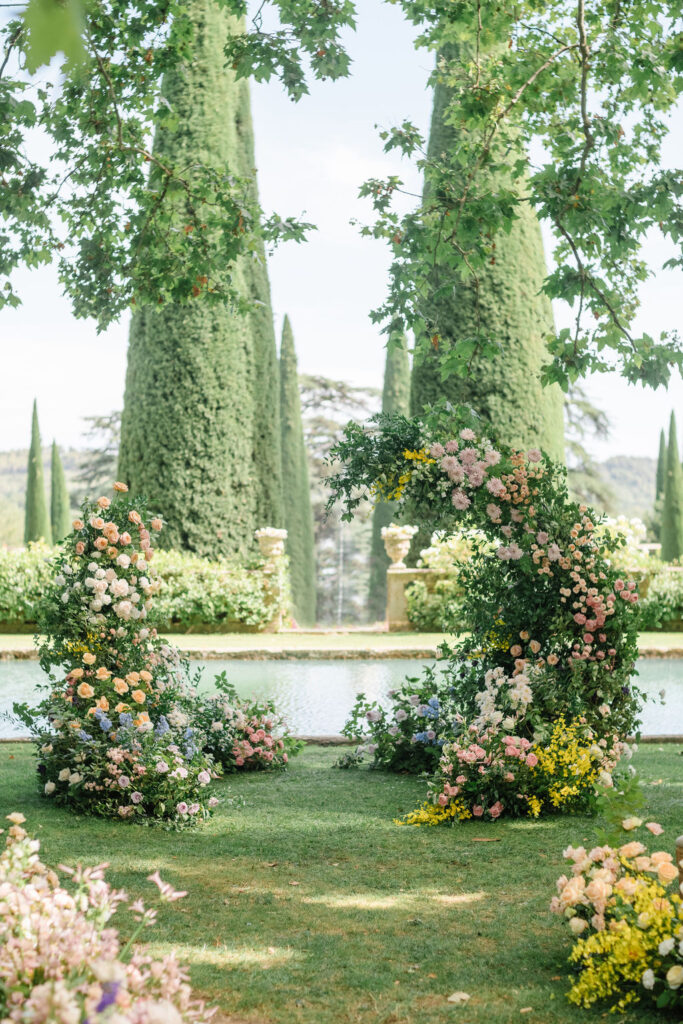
[639,568,683,629]
[0,812,215,1022]
[0,544,287,632]
[192,671,303,772]
[405,577,465,632]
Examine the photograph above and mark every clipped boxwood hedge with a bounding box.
[0,544,288,633]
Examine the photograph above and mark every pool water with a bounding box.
[1,657,681,739]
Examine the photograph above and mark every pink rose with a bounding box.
[489,801,503,819]
[437,793,449,807]
[472,805,484,817]
[525,753,538,767]
[527,448,542,462]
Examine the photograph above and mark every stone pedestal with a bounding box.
[386,567,432,632]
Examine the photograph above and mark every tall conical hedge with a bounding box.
[410,46,565,462]
[50,441,71,543]
[661,412,683,562]
[118,0,282,558]
[368,335,411,622]
[279,316,316,624]
[24,400,51,545]
[656,428,667,499]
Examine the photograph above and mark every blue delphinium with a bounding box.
[154,715,170,737]
[118,712,134,729]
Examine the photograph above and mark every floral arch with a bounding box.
[329,413,642,823]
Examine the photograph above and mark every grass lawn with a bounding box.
[1,744,682,1022]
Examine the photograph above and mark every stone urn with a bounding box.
[255,527,288,562]
[381,524,418,570]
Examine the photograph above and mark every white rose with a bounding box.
[116,554,131,569]
[666,965,683,989]
[44,781,56,795]
[88,562,98,571]
[58,768,70,781]
[659,938,676,956]
[69,772,82,784]
[642,969,655,990]
[84,577,96,590]
[95,567,106,579]
[211,721,224,731]
[131,591,140,603]
[110,578,129,597]
[61,592,69,603]
[568,916,587,935]
[105,567,117,581]
[54,574,65,586]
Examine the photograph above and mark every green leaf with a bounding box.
[23,0,86,73]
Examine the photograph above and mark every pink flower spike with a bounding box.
[147,869,188,902]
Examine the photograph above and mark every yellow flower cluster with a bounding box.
[371,471,412,503]
[395,799,473,827]
[403,449,436,464]
[568,881,683,1011]
[532,717,600,813]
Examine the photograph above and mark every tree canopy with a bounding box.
[2,0,681,389]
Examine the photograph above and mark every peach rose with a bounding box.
[126,672,140,684]
[134,712,150,727]
[95,696,110,711]
[77,682,95,699]
[529,640,541,654]
[73,519,84,530]
[75,541,85,555]
[131,689,146,704]
[69,668,84,680]
[95,666,111,680]
[128,510,142,525]
[113,481,129,492]
[107,546,119,558]
[619,841,647,859]
[82,653,96,665]
[139,670,152,683]
[97,496,111,509]
[151,518,163,531]
[113,678,129,695]
[114,702,129,713]
[657,862,679,885]
[119,532,132,545]
[94,537,108,551]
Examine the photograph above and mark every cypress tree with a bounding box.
[50,441,71,543]
[118,0,282,558]
[410,46,565,462]
[24,400,52,545]
[656,428,667,498]
[279,316,316,624]
[367,335,411,621]
[661,412,683,562]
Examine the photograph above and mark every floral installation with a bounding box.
[551,817,683,1012]
[192,672,303,772]
[380,523,419,542]
[13,484,219,827]
[327,413,642,822]
[0,812,216,1023]
[338,667,456,774]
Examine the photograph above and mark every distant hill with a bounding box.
[599,456,656,521]
[0,447,83,547]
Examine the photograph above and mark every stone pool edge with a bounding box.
[2,645,682,661]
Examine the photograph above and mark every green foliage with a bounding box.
[23,400,51,546]
[118,0,283,558]
[1,1,312,325]
[279,316,316,625]
[0,541,53,628]
[0,544,287,631]
[660,412,683,562]
[404,577,465,632]
[656,428,667,499]
[232,1,683,391]
[410,42,565,463]
[368,335,411,621]
[639,567,683,630]
[50,441,71,543]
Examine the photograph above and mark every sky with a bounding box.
[0,1,681,462]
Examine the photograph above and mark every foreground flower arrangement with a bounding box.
[0,812,215,1023]
[328,414,642,824]
[13,484,299,827]
[551,818,683,1012]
